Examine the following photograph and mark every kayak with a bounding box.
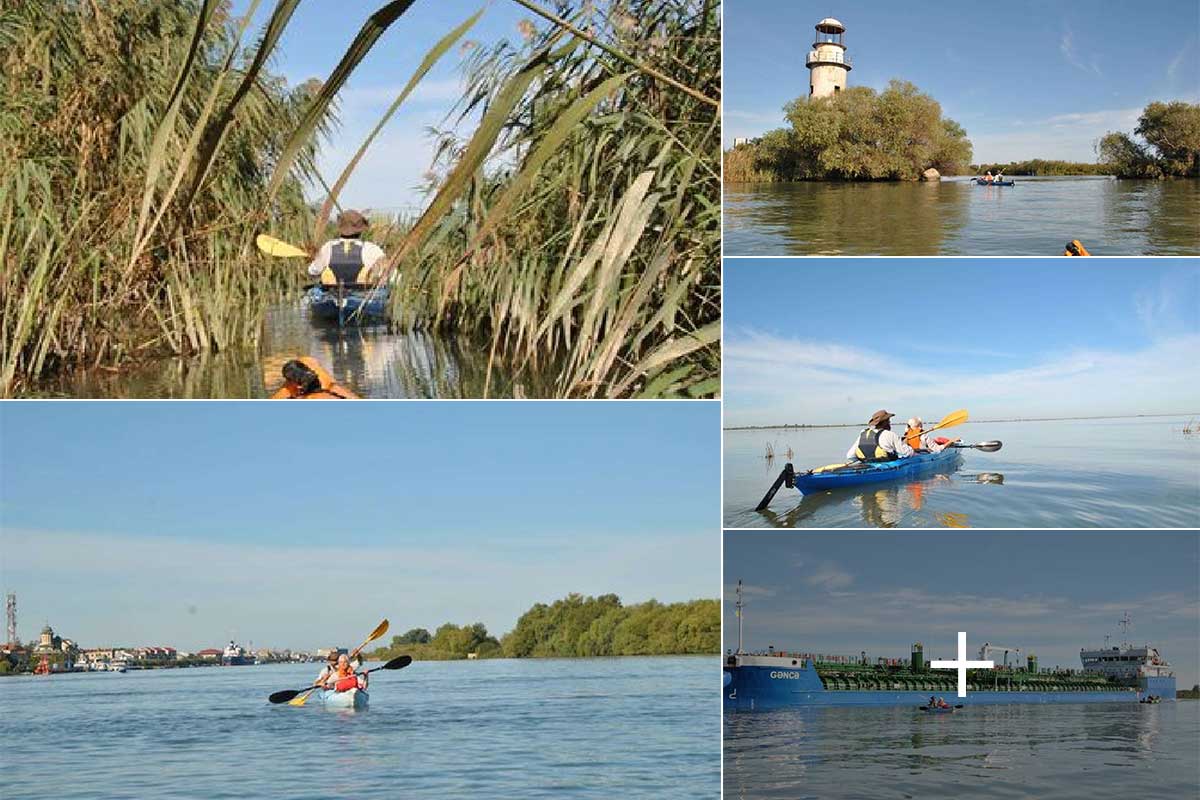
[306,285,388,325]
[919,705,958,713]
[319,687,368,710]
[791,448,961,494]
[975,179,1015,186]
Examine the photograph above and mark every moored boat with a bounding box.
[319,687,369,710]
[306,284,388,325]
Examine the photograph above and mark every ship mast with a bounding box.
[736,580,744,655]
[1118,611,1131,649]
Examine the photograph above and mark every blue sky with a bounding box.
[231,0,532,212]
[723,0,1200,161]
[724,532,1200,688]
[723,258,1200,426]
[0,402,719,651]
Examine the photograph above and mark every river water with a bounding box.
[40,298,558,398]
[722,177,1200,256]
[724,418,1200,528]
[723,701,1199,799]
[0,656,718,799]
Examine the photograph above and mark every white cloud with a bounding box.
[1060,29,1103,77]
[724,327,1200,426]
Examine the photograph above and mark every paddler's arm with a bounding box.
[883,430,914,458]
[307,242,332,277]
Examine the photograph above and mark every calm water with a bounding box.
[39,298,558,398]
[724,418,1200,528]
[724,702,1200,799]
[723,177,1200,256]
[0,657,718,799]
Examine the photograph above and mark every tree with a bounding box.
[1099,101,1200,177]
[394,628,431,645]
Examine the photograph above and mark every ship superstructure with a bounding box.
[221,640,256,666]
[723,585,1175,711]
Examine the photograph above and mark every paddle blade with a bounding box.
[289,688,316,706]
[383,655,413,670]
[974,440,1003,452]
[256,234,308,258]
[269,689,303,704]
[932,409,968,431]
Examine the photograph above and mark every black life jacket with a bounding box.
[854,427,897,462]
[320,239,371,286]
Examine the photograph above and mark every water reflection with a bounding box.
[44,300,559,398]
[725,177,1200,255]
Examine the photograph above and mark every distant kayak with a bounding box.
[320,688,368,710]
[306,284,389,325]
[919,705,959,713]
[975,179,1015,186]
[791,449,961,494]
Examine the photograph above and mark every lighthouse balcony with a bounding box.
[806,51,852,69]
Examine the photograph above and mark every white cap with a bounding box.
[907,417,922,428]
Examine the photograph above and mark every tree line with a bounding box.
[1098,102,1200,178]
[724,80,973,182]
[369,593,720,661]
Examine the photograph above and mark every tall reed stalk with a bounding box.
[2,0,720,398]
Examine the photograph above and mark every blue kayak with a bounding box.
[975,179,1014,186]
[306,285,389,325]
[919,705,959,713]
[319,687,368,710]
[791,449,961,494]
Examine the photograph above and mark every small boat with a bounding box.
[319,687,368,710]
[919,705,961,713]
[306,284,389,325]
[975,179,1015,186]
[790,448,961,494]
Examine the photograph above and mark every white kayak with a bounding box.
[319,687,368,710]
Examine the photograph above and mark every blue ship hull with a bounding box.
[724,660,1174,712]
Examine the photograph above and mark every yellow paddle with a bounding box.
[290,618,389,707]
[256,234,309,258]
[810,410,970,473]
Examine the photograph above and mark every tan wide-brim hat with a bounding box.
[336,210,369,236]
[868,410,895,428]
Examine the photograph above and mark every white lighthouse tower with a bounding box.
[806,17,852,98]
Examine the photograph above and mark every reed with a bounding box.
[2,0,720,398]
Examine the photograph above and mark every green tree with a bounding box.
[1099,101,1200,178]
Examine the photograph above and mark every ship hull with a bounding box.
[724,663,1174,712]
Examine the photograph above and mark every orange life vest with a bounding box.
[269,356,359,399]
[1064,239,1091,256]
[904,427,923,450]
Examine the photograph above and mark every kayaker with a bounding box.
[1064,239,1091,256]
[312,650,340,689]
[847,410,913,462]
[307,210,388,287]
[994,170,1005,182]
[270,357,359,399]
[983,170,994,184]
[329,653,368,692]
[904,418,958,453]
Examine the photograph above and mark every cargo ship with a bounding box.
[724,583,1175,711]
[221,641,256,666]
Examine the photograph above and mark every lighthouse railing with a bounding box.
[806,51,851,67]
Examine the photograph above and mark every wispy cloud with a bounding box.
[1060,28,1103,76]
[1166,35,1194,79]
[724,327,1200,425]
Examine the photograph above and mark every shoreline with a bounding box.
[725,412,1199,431]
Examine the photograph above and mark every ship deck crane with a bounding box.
[978,643,1024,667]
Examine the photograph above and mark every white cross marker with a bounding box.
[930,632,994,698]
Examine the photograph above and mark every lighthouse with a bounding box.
[806,17,852,98]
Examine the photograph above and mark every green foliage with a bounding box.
[972,159,1113,176]
[503,593,719,658]
[1099,101,1200,178]
[1,0,322,394]
[372,622,500,660]
[724,80,972,182]
[368,593,719,661]
[394,628,432,645]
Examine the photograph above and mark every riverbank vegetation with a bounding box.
[2,0,720,398]
[368,593,720,661]
[723,80,972,182]
[1098,101,1200,179]
[971,160,1113,176]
